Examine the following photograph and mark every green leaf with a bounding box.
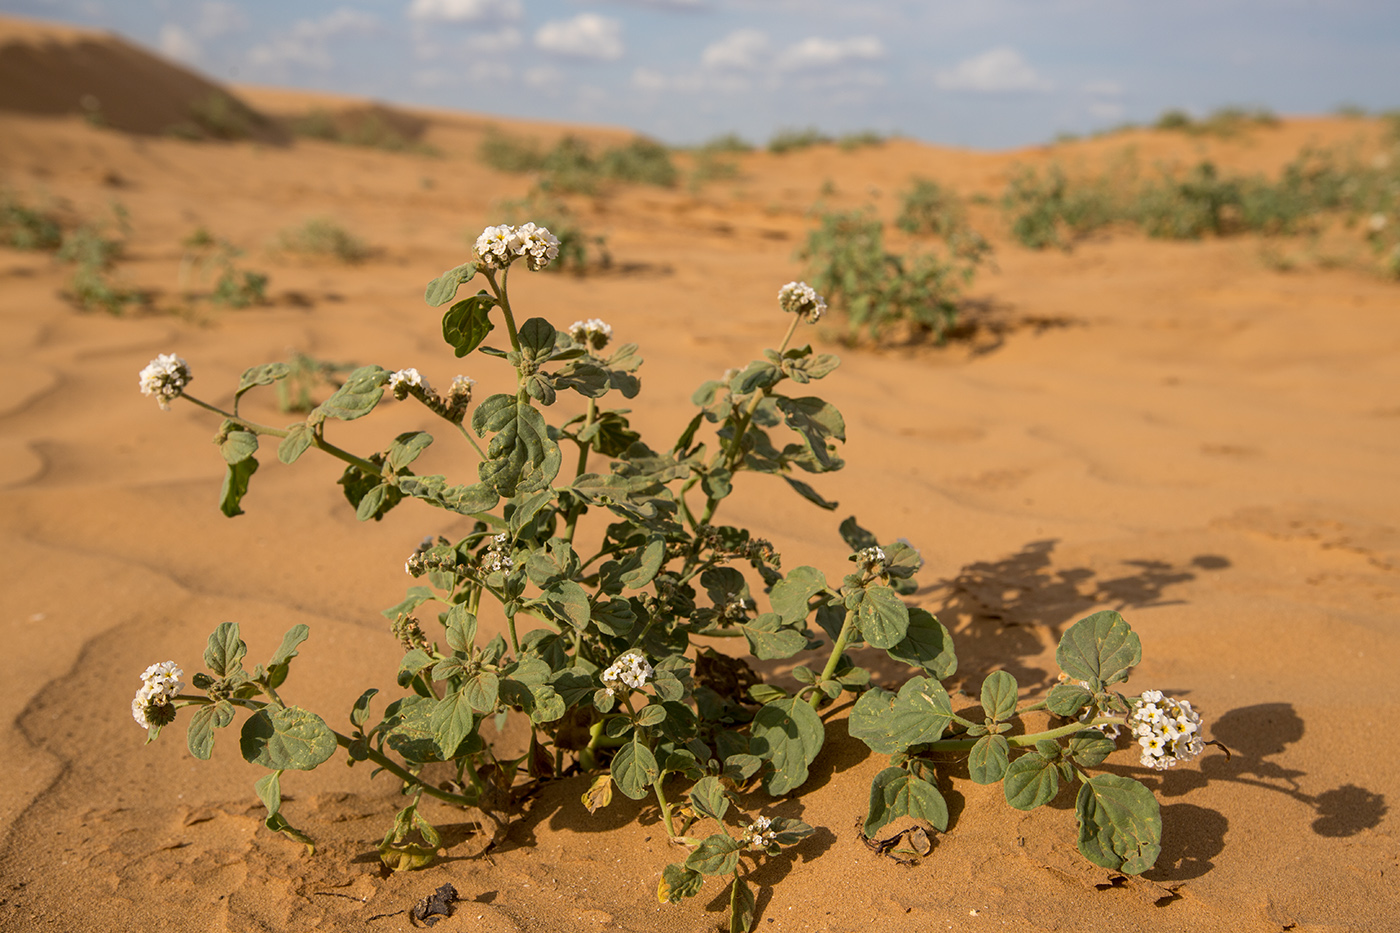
[1003,753,1061,810]
[658,864,704,904]
[750,697,825,795]
[219,427,259,465]
[769,566,826,625]
[312,365,388,422]
[684,832,742,876]
[980,670,1018,722]
[1076,774,1162,875]
[782,475,838,510]
[730,875,756,933]
[350,688,378,728]
[885,608,957,679]
[355,484,392,522]
[1048,682,1093,717]
[1066,730,1117,767]
[621,537,666,590]
[239,706,337,771]
[382,696,446,764]
[544,580,591,631]
[775,396,846,472]
[731,360,781,394]
[689,775,730,823]
[397,648,434,686]
[636,703,668,728]
[464,671,500,712]
[432,690,479,758]
[740,614,808,660]
[186,702,233,760]
[857,585,909,649]
[386,431,434,471]
[473,393,562,496]
[235,362,291,399]
[445,605,477,652]
[219,456,258,517]
[848,678,952,755]
[508,489,555,536]
[1056,610,1141,689]
[864,766,949,837]
[254,770,282,816]
[441,292,496,357]
[425,261,477,307]
[277,423,313,464]
[610,739,660,800]
[968,734,1010,785]
[518,317,556,358]
[204,622,247,677]
[838,515,878,551]
[266,624,309,688]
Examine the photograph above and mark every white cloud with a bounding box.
[195,2,246,40]
[247,8,378,70]
[934,46,1053,93]
[409,0,523,23]
[701,29,769,70]
[777,35,883,71]
[158,24,201,64]
[535,14,624,61]
[464,27,523,53]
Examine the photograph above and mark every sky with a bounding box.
[5,0,1399,149]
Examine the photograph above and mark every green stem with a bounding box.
[181,393,383,477]
[808,604,858,709]
[653,774,678,838]
[923,717,1128,753]
[486,266,521,352]
[181,394,287,437]
[562,398,597,545]
[455,420,488,460]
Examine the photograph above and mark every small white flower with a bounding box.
[517,222,561,271]
[855,545,886,570]
[601,650,653,692]
[448,374,476,400]
[1129,691,1205,771]
[746,815,777,849]
[388,368,430,397]
[1369,213,1388,233]
[568,318,613,351]
[138,353,192,411]
[778,281,827,324]
[132,660,184,730]
[474,222,560,271]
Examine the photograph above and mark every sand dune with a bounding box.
[1,15,1398,933]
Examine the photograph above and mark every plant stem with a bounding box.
[652,775,678,838]
[181,392,383,476]
[455,420,488,460]
[922,716,1128,753]
[808,605,857,708]
[562,398,597,545]
[486,267,522,352]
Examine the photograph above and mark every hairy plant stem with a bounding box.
[454,420,488,460]
[922,716,1128,753]
[485,266,521,353]
[653,775,679,838]
[562,397,597,545]
[180,393,382,477]
[808,604,858,708]
[180,695,481,808]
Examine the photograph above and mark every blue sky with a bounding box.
[6,0,1399,148]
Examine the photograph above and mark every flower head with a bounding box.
[474,223,560,271]
[1129,691,1205,770]
[132,660,184,730]
[854,545,886,574]
[601,650,653,695]
[388,368,430,400]
[778,281,827,324]
[481,532,513,574]
[746,815,777,849]
[138,353,192,411]
[568,318,613,352]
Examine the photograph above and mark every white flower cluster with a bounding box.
[474,222,560,271]
[447,374,476,406]
[568,318,613,351]
[856,545,886,570]
[778,281,827,323]
[405,534,436,575]
[746,815,777,850]
[138,353,192,411]
[132,661,184,730]
[482,532,513,574]
[600,650,653,696]
[1130,690,1205,770]
[388,368,430,399]
[1369,212,1388,233]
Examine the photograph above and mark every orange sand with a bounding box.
[1,15,1398,933]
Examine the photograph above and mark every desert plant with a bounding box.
[277,218,370,264]
[0,191,63,251]
[180,227,270,308]
[768,127,831,154]
[58,204,137,314]
[132,221,1208,931]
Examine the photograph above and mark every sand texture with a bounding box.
[1,15,1398,933]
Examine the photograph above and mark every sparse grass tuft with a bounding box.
[768,127,831,154]
[276,218,370,264]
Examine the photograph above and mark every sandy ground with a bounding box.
[2,15,1399,933]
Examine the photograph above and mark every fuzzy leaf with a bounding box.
[1003,753,1061,810]
[219,428,258,465]
[239,706,337,771]
[582,774,613,813]
[689,775,730,823]
[386,431,434,471]
[442,292,495,357]
[1066,730,1117,768]
[425,261,477,307]
[769,566,826,625]
[219,456,258,517]
[1076,774,1162,875]
[885,608,957,679]
[312,365,387,422]
[277,423,313,464]
[857,584,910,649]
[254,770,282,817]
[473,393,562,496]
[968,734,1010,785]
[864,767,949,837]
[775,396,845,472]
[204,621,247,677]
[1048,682,1094,717]
[685,833,742,876]
[658,864,704,904]
[750,697,825,796]
[730,875,756,933]
[1056,610,1141,689]
[610,739,660,800]
[782,475,839,510]
[235,362,291,398]
[980,670,1018,722]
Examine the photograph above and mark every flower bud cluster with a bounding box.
[132,661,184,730]
[568,318,613,352]
[600,651,653,696]
[389,368,476,424]
[405,535,457,577]
[745,815,777,850]
[138,353,192,411]
[778,281,827,323]
[474,222,561,271]
[1130,690,1205,770]
[855,545,887,573]
[481,532,513,574]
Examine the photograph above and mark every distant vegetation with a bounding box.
[1153,105,1279,138]
[479,131,677,192]
[289,108,438,155]
[180,227,269,309]
[0,191,63,251]
[58,203,141,314]
[163,92,265,142]
[495,186,611,274]
[275,218,370,264]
